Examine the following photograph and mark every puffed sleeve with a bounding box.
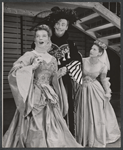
[51,57,68,117]
[66,60,83,85]
[100,64,112,99]
[65,41,83,85]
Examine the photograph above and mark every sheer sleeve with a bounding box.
[100,64,111,99]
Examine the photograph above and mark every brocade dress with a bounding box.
[3,51,82,148]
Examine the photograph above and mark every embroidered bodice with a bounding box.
[34,57,57,85]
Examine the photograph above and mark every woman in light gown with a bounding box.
[3,25,82,148]
[75,40,120,147]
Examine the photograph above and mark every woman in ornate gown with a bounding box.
[3,25,82,148]
[75,40,120,147]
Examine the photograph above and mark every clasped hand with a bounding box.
[57,67,67,78]
[32,56,43,70]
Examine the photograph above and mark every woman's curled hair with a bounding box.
[34,24,52,37]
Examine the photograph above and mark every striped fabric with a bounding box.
[66,61,83,85]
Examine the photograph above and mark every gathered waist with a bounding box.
[83,76,96,83]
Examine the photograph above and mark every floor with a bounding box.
[105,93,121,148]
[3,93,121,148]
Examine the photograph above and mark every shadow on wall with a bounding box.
[107,49,120,93]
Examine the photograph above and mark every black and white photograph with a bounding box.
[2,2,121,148]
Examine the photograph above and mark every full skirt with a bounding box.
[3,83,82,148]
[74,79,120,147]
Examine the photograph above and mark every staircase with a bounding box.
[63,2,121,55]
